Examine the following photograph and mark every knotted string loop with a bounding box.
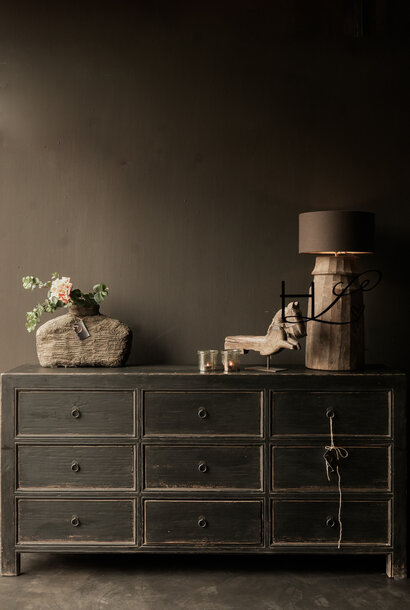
[324,414,348,549]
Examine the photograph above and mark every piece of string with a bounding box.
[324,415,348,549]
[72,316,83,332]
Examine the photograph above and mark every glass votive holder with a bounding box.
[221,349,241,373]
[197,350,219,373]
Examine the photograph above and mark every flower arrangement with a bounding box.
[22,273,109,332]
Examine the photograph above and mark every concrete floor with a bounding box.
[1,554,410,610]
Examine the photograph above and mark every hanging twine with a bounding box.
[324,415,348,549]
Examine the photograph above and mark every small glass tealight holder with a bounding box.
[221,349,241,373]
[197,350,219,373]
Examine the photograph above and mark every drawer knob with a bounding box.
[71,515,80,527]
[198,461,208,473]
[326,516,336,528]
[197,515,207,528]
[71,407,81,419]
[71,461,81,473]
[326,408,335,419]
[198,407,208,419]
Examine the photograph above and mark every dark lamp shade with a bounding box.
[299,211,375,254]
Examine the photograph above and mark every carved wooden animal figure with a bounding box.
[224,301,307,357]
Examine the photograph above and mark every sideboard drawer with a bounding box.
[143,391,262,437]
[272,500,390,545]
[144,500,262,545]
[144,445,262,490]
[17,391,134,436]
[18,499,135,544]
[18,445,135,490]
[271,391,390,436]
[272,445,390,491]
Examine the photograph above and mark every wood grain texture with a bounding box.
[388,374,407,578]
[144,445,262,490]
[0,377,20,575]
[1,366,406,578]
[18,445,135,489]
[18,390,134,436]
[272,500,390,545]
[305,256,364,371]
[224,302,306,357]
[272,445,390,491]
[271,391,390,436]
[18,500,135,544]
[6,364,405,376]
[143,391,262,437]
[144,500,262,545]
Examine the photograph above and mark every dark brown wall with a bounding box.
[1,1,409,371]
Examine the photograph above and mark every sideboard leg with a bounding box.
[1,549,20,576]
[386,553,407,580]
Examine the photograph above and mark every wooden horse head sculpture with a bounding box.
[224,301,307,357]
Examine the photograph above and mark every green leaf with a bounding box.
[22,276,39,290]
[70,289,82,302]
[93,283,108,303]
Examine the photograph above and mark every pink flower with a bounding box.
[49,276,72,304]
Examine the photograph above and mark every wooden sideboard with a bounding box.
[1,365,406,578]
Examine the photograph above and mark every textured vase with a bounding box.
[36,304,132,367]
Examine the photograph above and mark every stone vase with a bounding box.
[36,304,132,367]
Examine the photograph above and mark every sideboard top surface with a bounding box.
[2,364,405,377]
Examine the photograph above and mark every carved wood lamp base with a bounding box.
[305,255,364,371]
[299,210,374,372]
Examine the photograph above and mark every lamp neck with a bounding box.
[311,254,359,276]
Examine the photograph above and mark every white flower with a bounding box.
[49,276,72,304]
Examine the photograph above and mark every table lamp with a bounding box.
[299,210,375,371]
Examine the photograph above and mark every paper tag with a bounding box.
[73,320,90,341]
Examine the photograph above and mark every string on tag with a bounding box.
[324,414,348,549]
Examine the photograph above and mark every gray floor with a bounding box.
[1,554,410,610]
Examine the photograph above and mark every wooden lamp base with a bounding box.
[305,255,364,371]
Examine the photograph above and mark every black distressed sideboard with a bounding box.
[1,365,406,578]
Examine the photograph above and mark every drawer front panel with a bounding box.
[143,391,262,437]
[18,445,135,489]
[18,391,134,436]
[144,500,262,545]
[18,500,134,544]
[144,445,262,490]
[272,446,390,491]
[272,500,390,545]
[271,391,390,436]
